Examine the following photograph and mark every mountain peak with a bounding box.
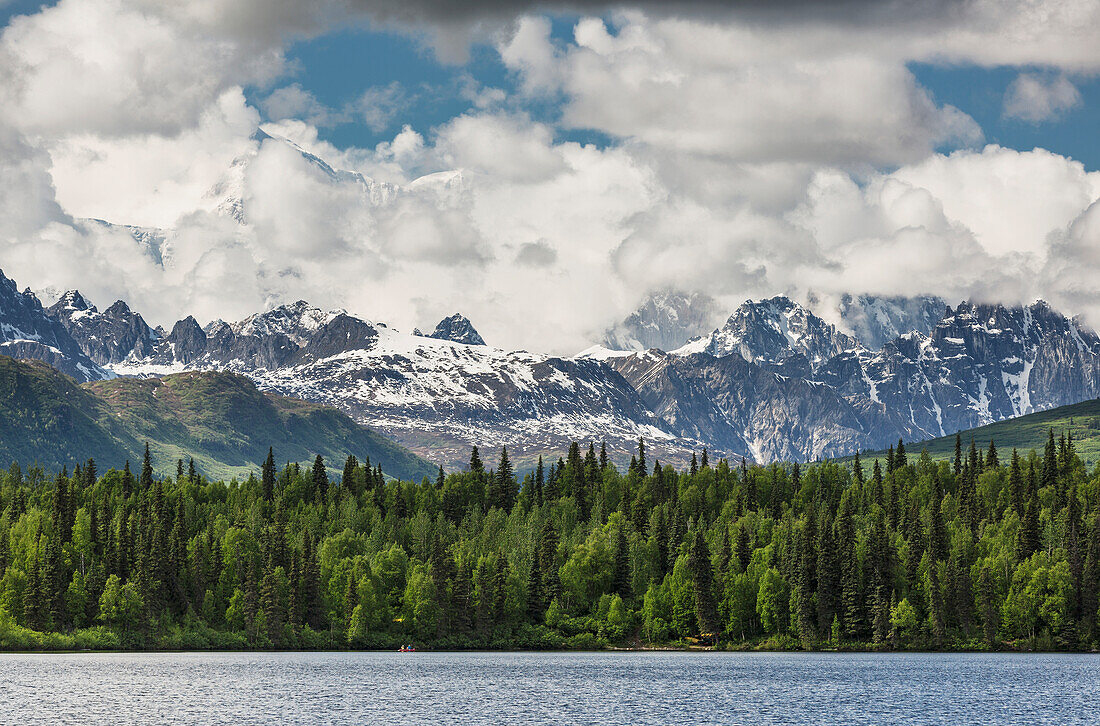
[683,295,862,375]
[55,290,95,313]
[429,313,486,346]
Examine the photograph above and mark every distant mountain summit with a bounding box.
[427,313,486,346]
[675,296,861,377]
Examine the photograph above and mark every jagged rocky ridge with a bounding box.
[0,271,109,383]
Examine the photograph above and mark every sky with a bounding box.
[0,0,1098,353]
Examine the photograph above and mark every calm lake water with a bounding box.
[1,651,1097,725]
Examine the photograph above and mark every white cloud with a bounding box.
[500,14,983,167]
[1003,73,1082,122]
[2,1,1100,355]
[262,84,340,127]
[0,0,285,137]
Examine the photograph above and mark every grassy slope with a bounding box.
[861,398,1100,466]
[0,356,435,481]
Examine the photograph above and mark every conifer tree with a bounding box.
[611,523,631,599]
[975,564,998,646]
[852,452,864,486]
[837,499,863,639]
[122,461,133,499]
[927,562,945,649]
[342,455,358,492]
[1081,506,1100,638]
[261,569,283,646]
[871,461,884,509]
[262,448,276,502]
[526,552,543,622]
[1016,462,1040,561]
[1042,429,1060,507]
[953,434,962,477]
[140,443,154,490]
[494,447,516,512]
[436,466,445,491]
[653,509,670,577]
[816,510,840,634]
[742,458,755,511]
[537,520,561,606]
[311,455,327,504]
[687,528,718,641]
[735,524,751,573]
[1009,449,1023,518]
[929,496,948,564]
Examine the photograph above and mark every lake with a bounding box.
[2,651,1097,724]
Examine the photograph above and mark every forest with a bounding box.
[0,430,1097,652]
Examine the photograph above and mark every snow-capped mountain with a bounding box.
[674,296,863,378]
[69,296,685,468]
[603,290,721,352]
[0,271,109,383]
[8,257,1100,465]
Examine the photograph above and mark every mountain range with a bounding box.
[5,259,1100,469]
[3,132,1100,470]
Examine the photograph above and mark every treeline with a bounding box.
[0,432,1098,651]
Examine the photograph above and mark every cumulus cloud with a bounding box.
[2,0,1100,354]
[500,14,983,166]
[0,0,286,137]
[1003,73,1082,122]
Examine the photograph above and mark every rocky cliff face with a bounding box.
[48,291,160,366]
[818,300,1100,438]
[0,272,109,382]
[834,294,946,350]
[605,349,922,462]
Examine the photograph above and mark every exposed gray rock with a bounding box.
[428,313,486,346]
[0,272,109,382]
[47,291,159,365]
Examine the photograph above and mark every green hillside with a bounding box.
[862,397,1100,466]
[0,355,435,481]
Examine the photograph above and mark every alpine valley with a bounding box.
[3,134,1100,471]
